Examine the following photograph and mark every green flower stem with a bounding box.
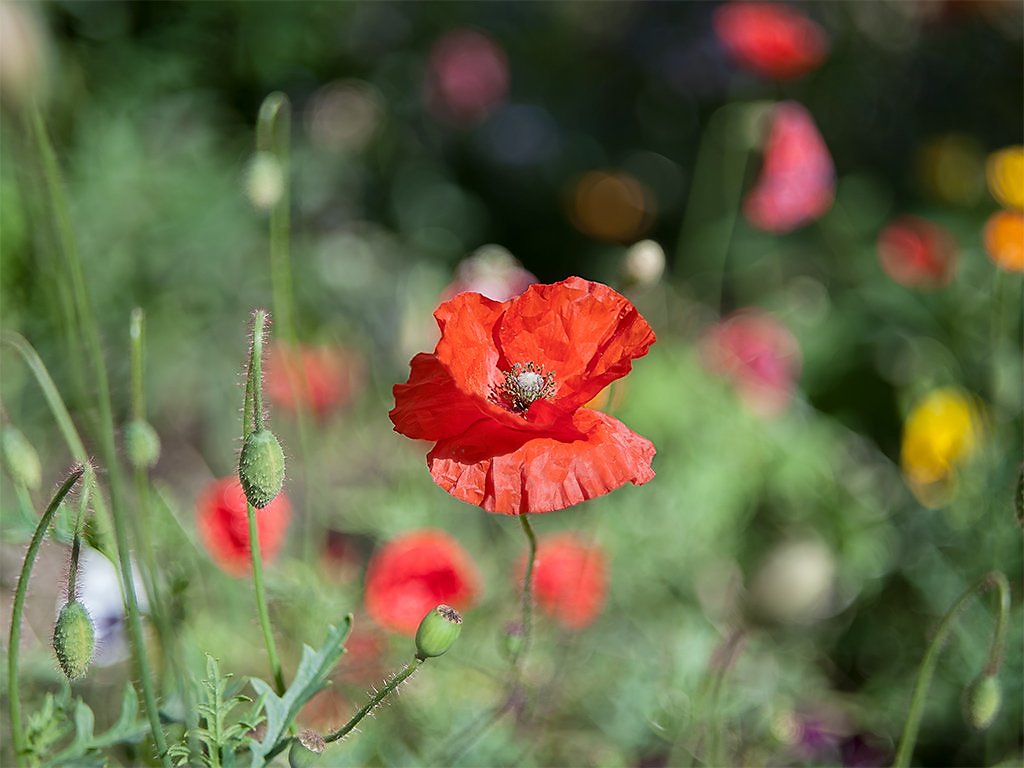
[675,102,757,314]
[29,108,170,765]
[242,310,285,696]
[894,571,1011,768]
[512,513,538,669]
[8,468,84,767]
[1,333,113,554]
[324,658,424,744]
[256,92,319,566]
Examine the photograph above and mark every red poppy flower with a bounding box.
[713,2,829,80]
[877,216,957,288]
[524,533,608,630]
[390,276,656,515]
[196,477,291,577]
[264,343,362,417]
[364,530,480,635]
[699,309,801,417]
[744,102,835,233]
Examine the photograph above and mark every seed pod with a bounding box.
[124,419,161,469]
[964,674,1001,730]
[288,729,325,768]
[53,600,95,680]
[2,426,41,490]
[415,604,462,660]
[238,429,285,509]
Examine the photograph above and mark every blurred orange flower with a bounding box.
[264,343,362,417]
[877,216,957,289]
[526,534,607,630]
[196,477,291,576]
[714,2,829,80]
[744,102,835,233]
[365,530,480,635]
[390,277,656,515]
[901,389,982,508]
[983,210,1024,273]
[699,309,801,417]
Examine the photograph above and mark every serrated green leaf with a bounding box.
[248,616,352,767]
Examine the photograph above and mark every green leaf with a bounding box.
[45,684,148,767]
[248,617,352,767]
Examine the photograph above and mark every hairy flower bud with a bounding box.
[238,429,285,509]
[963,674,1001,731]
[124,419,161,469]
[2,426,41,490]
[288,729,325,768]
[415,604,462,660]
[53,600,95,680]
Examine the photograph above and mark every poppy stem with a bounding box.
[893,571,1010,768]
[8,468,84,767]
[323,658,425,743]
[242,310,285,696]
[513,513,538,669]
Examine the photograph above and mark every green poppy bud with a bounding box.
[238,429,285,509]
[964,674,1001,731]
[501,621,524,660]
[124,419,161,469]
[53,600,95,680]
[288,729,325,768]
[415,604,462,660]
[2,426,41,490]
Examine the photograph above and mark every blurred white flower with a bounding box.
[750,538,835,624]
[622,239,665,287]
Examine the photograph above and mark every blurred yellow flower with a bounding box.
[983,210,1024,273]
[901,389,981,508]
[986,146,1024,210]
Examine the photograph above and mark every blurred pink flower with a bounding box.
[427,29,509,124]
[700,310,801,417]
[744,102,835,233]
[714,2,829,80]
[441,245,536,302]
[877,216,957,289]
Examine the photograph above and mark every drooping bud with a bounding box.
[53,600,95,680]
[288,729,326,768]
[123,419,161,469]
[2,426,41,490]
[415,604,462,660]
[238,429,285,509]
[963,674,1001,731]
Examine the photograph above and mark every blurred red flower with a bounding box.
[525,534,608,630]
[744,102,835,233]
[699,310,801,417]
[877,216,957,288]
[427,29,509,124]
[196,477,291,576]
[714,2,829,80]
[365,530,480,635]
[390,277,656,515]
[264,343,362,417]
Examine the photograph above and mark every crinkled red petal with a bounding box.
[427,408,655,515]
[497,277,656,410]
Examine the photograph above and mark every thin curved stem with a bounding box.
[8,468,84,766]
[894,571,1011,768]
[29,108,169,764]
[247,501,285,696]
[257,93,295,345]
[324,658,424,744]
[512,513,538,669]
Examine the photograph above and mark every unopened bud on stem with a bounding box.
[53,600,95,679]
[239,429,285,508]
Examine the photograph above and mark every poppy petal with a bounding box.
[498,277,656,409]
[427,408,655,515]
[390,352,490,441]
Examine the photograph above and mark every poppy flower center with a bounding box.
[499,361,556,413]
